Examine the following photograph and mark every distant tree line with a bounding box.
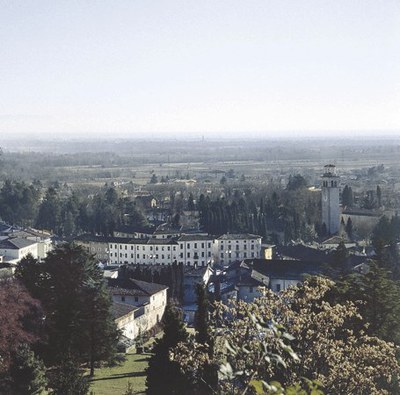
[198,174,321,243]
[0,180,147,237]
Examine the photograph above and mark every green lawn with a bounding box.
[89,353,150,395]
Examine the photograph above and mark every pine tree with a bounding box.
[15,244,119,374]
[8,344,47,395]
[49,358,89,395]
[146,303,189,395]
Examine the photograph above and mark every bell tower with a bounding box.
[321,164,340,235]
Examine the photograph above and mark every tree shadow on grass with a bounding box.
[90,371,146,382]
[133,357,150,362]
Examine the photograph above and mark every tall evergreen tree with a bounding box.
[194,283,210,345]
[8,344,47,395]
[15,244,119,374]
[146,303,189,395]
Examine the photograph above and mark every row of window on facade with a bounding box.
[110,242,212,251]
[220,244,256,251]
[221,252,255,259]
[115,260,209,267]
[110,251,212,259]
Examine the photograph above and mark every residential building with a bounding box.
[215,233,262,265]
[177,234,214,267]
[109,238,179,266]
[108,278,168,337]
[0,238,39,265]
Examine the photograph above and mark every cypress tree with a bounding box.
[146,303,189,395]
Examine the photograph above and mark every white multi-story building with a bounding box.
[109,238,179,266]
[109,278,168,340]
[215,234,262,265]
[177,235,215,267]
[93,232,262,267]
[0,238,39,264]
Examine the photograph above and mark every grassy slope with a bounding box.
[89,353,150,395]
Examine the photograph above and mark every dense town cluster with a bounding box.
[1,143,400,394]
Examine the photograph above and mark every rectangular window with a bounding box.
[276,284,281,292]
[187,243,190,249]
[201,243,204,248]
[208,243,211,248]
[194,243,197,248]
[187,252,190,258]
[220,253,224,258]
[121,296,125,302]
[135,297,139,302]
[244,252,247,258]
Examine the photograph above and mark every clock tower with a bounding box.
[321,164,340,235]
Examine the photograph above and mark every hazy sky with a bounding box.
[1,0,399,139]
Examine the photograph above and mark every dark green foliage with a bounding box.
[331,261,400,345]
[331,241,349,277]
[362,190,377,209]
[146,303,189,395]
[187,192,195,211]
[376,185,382,207]
[371,214,400,248]
[341,185,353,207]
[286,174,307,191]
[150,174,158,184]
[16,244,119,373]
[0,180,40,226]
[49,358,89,395]
[35,187,61,233]
[8,344,47,395]
[0,181,146,238]
[345,217,353,240]
[195,284,210,345]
